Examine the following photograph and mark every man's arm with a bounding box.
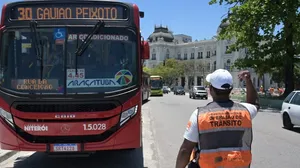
[175,110,198,168]
[175,139,197,168]
[239,70,260,110]
[245,77,260,110]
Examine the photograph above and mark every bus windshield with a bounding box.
[0,27,137,94]
[150,79,163,89]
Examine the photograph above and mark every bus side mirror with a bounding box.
[142,41,150,59]
[139,11,144,18]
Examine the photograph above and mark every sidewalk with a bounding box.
[0,149,18,163]
[258,107,280,113]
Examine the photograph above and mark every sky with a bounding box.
[0,0,229,41]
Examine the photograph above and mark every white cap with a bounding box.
[206,69,233,90]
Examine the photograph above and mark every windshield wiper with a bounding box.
[74,20,105,74]
[29,21,44,81]
[121,42,128,68]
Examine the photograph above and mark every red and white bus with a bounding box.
[0,0,149,153]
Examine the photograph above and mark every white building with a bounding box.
[145,24,277,90]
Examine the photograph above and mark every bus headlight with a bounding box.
[120,105,138,126]
[0,108,14,127]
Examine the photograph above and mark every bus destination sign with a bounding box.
[9,4,127,20]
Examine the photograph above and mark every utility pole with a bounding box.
[202,67,205,86]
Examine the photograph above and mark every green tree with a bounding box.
[270,68,283,84]
[164,59,185,85]
[143,66,152,74]
[209,0,300,96]
[271,64,300,88]
[146,58,185,86]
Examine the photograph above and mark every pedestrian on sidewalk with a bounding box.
[175,69,260,168]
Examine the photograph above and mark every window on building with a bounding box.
[166,49,170,59]
[213,61,216,71]
[151,49,156,60]
[197,52,203,59]
[177,53,181,60]
[207,63,210,71]
[227,59,231,65]
[212,50,216,56]
[151,54,156,60]
[206,51,210,58]
[191,53,194,59]
[184,53,187,60]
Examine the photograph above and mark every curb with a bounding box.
[232,99,280,113]
[0,151,19,163]
[259,108,280,113]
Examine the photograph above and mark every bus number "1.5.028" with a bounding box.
[83,123,106,131]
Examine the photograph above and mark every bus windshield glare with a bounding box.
[0,27,137,94]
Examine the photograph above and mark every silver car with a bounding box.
[189,86,208,99]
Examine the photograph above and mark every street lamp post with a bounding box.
[202,67,205,86]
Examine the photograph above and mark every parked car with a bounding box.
[189,86,208,99]
[174,86,185,95]
[163,86,169,94]
[280,90,300,129]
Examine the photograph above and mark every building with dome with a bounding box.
[145,24,277,90]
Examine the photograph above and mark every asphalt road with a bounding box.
[2,93,300,168]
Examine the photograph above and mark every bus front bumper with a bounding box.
[0,115,141,152]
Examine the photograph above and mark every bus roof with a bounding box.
[150,75,162,78]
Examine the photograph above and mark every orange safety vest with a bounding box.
[196,101,253,168]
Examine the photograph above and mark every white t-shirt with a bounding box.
[183,103,258,144]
